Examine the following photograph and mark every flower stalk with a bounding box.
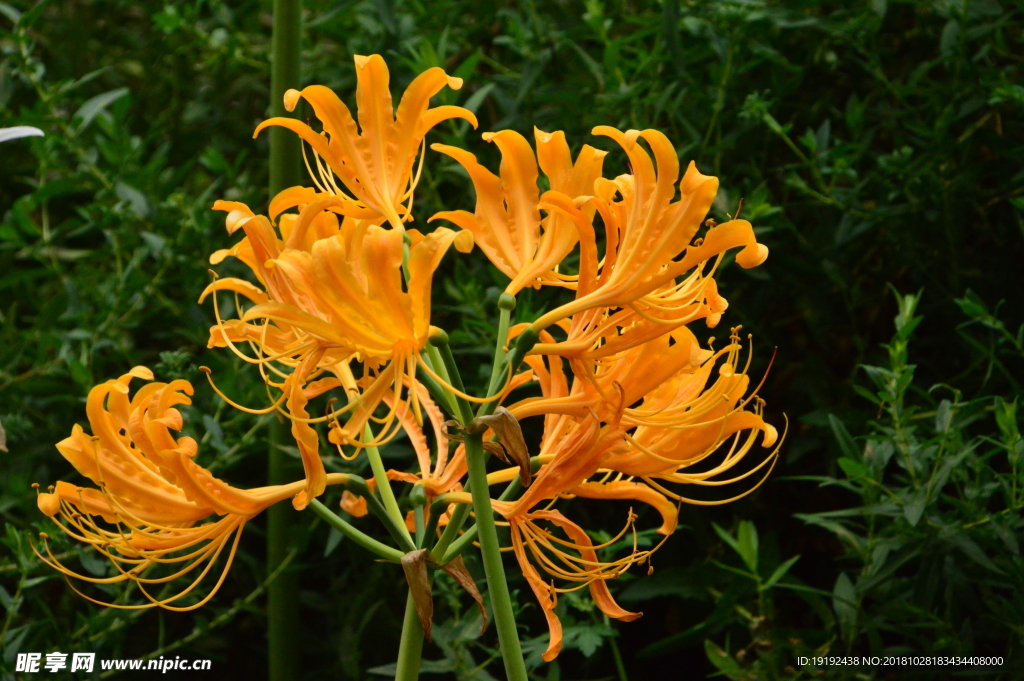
[306,499,404,562]
[464,431,528,681]
[395,590,427,681]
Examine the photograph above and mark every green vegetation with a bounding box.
[1,0,1021,678]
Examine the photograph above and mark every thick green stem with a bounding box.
[269,0,302,198]
[395,590,426,681]
[268,0,302,677]
[465,433,528,680]
[307,499,405,562]
[267,418,300,681]
[440,459,537,564]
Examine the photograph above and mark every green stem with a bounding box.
[364,424,414,545]
[307,499,405,562]
[395,589,426,681]
[441,459,536,564]
[268,0,302,675]
[269,0,303,198]
[416,356,458,418]
[267,418,300,681]
[411,484,427,548]
[478,328,538,418]
[465,433,528,680]
[428,334,473,424]
[605,615,628,681]
[485,294,516,396]
[430,496,472,562]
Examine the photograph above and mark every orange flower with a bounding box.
[200,198,469,462]
[505,509,648,662]
[511,326,779,485]
[430,128,606,294]
[254,55,477,231]
[532,127,767,333]
[34,368,350,610]
[478,324,781,655]
[381,381,466,499]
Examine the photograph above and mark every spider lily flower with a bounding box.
[509,324,708,422]
[33,367,349,610]
[476,333,779,660]
[430,128,606,294]
[382,382,466,499]
[200,199,469,455]
[600,330,783,503]
[506,326,779,517]
[375,381,471,531]
[527,275,729,363]
[254,54,478,231]
[530,127,767,333]
[509,509,650,661]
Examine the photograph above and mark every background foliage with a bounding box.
[1,0,1022,678]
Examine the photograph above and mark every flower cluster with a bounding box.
[37,55,781,657]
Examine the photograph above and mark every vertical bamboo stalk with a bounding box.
[270,0,303,196]
[267,0,302,678]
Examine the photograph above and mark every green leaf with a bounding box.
[736,520,759,573]
[77,547,108,577]
[712,522,742,557]
[116,181,150,218]
[832,572,857,637]
[797,514,866,553]
[367,659,455,676]
[762,555,800,590]
[67,358,93,391]
[852,384,881,405]
[935,399,954,433]
[992,519,1019,556]
[950,534,1005,575]
[73,87,130,132]
[903,488,926,527]
[704,639,744,677]
[828,413,859,460]
[619,567,708,602]
[324,527,344,557]
[0,2,21,24]
[15,0,50,28]
[838,457,868,480]
[940,20,961,57]
[563,623,611,658]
